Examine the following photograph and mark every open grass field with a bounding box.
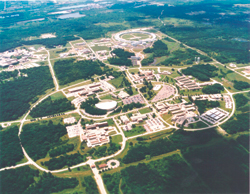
[186,121,209,129]
[108,76,123,89]
[121,33,151,41]
[99,94,120,102]
[138,107,152,114]
[49,48,71,59]
[124,125,146,137]
[50,91,65,100]
[91,45,111,52]
[61,79,92,91]
[111,135,123,144]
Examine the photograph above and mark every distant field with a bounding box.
[50,91,65,100]
[49,48,71,59]
[121,33,151,41]
[139,107,152,114]
[91,45,111,52]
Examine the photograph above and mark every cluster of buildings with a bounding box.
[191,94,222,101]
[155,101,197,125]
[0,48,46,69]
[122,94,145,105]
[68,81,115,107]
[223,95,232,109]
[131,56,141,66]
[144,118,165,132]
[66,81,115,98]
[175,76,202,90]
[66,119,113,147]
[120,113,148,131]
[130,69,156,83]
[201,108,229,124]
[152,85,175,102]
[63,117,76,124]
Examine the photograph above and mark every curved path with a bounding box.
[1,31,249,194]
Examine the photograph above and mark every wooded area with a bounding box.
[81,97,107,115]
[194,100,220,114]
[108,48,134,66]
[0,126,24,168]
[21,121,67,161]
[0,66,54,122]
[30,96,75,118]
[104,154,210,194]
[143,40,169,57]
[44,152,86,170]
[202,83,224,94]
[54,59,105,85]
[182,64,218,81]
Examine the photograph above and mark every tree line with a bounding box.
[44,152,86,170]
[0,126,24,168]
[0,66,54,122]
[182,64,218,81]
[30,96,75,118]
[21,120,67,161]
[54,58,105,85]
[108,48,135,66]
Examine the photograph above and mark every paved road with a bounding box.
[46,49,59,91]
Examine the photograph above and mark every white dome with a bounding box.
[95,100,117,111]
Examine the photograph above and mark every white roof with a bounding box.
[95,100,117,110]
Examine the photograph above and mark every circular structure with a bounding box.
[114,30,156,45]
[95,100,117,111]
[107,159,120,169]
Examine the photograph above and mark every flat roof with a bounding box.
[95,100,117,110]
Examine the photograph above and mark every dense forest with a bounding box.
[54,58,105,85]
[0,166,79,194]
[122,138,176,164]
[183,141,249,194]
[81,97,107,115]
[82,176,99,194]
[141,55,154,66]
[202,83,224,94]
[23,172,78,194]
[104,155,210,194]
[0,126,24,168]
[0,166,39,194]
[0,70,19,82]
[182,64,218,81]
[221,93,249,134]
[194,100,220,114]
[44,152,86,170]
[233,80,250,91]
[21,121,67,161]
[143,40,169,57]
[30,96,75,118]
[0,66,54,122]
[108,48,134,66]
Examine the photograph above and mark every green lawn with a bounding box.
[100,94,120,101]
[124,125,146,137]
[108,76,124,89]
[186,121,208,129]
[50,91,65,100]
[112,135,123,144]
[139,107,152,114]
[91,45,110,52]
[49,48,70,59]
